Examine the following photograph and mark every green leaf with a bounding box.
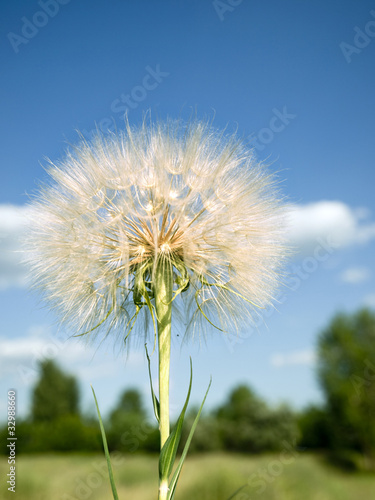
[134,262,158,337]
[168,378,212,500]
[142,282,157,336]
[91,386,119,500]
[159,359,193,481]
[170,259,190,302]
[133,263,148,306]
[145,344,160,424]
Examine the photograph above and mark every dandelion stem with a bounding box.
[154,257,173,500]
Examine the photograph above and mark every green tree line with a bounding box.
[298,308,375,470]
[0,358,298,455]
[2,308,375,470]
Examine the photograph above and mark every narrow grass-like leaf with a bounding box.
[170,259,190,303]
[145,344,160,423]
[226,484,248,499]
[91,386,119,500]
[195,291,224,332]
[159,359,193,481]
[199,275,264,309]
[168,378,212,500]
[73,306,113,337]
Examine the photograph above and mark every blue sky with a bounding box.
[1,0,375,420]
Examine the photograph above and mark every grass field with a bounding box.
[1,452,375,500]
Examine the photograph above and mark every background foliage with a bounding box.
[2,309,375,472]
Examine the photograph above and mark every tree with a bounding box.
[20,359,99,453]
[215,385,298,452]
[110,388,144,417]
[318,308,375,468]
[297,405,332,450]
[31,359,79,422]
[107,389,158,452]
[180,409,222,453]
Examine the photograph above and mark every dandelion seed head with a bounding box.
[25,117,288,345]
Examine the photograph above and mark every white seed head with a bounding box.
[25,118,288,345]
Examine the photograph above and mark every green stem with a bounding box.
[154,258,173,500]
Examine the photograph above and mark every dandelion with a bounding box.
[26,117,288,500]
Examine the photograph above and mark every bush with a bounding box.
[216,386,298,453]
[1,416,102,454]
[298,405,332,450]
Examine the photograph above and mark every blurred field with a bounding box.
[1,452,375,500]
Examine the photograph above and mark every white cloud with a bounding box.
[287,200,375,255]
[0,325,88,383]
[364,293,375,308]
[0,204,30,290]
[0,324,144,385]
[340,267,371,284]
[270,349,316,368]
